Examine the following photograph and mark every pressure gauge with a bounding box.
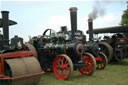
[64,34,69,40]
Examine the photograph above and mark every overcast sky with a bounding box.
[0,0,127,41]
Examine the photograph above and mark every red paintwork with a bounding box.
[95,57,102,61]
[96,52,107,69]
[78,54,95,76]
[0,71,44,80]
[0,51,43,80]
[76,44,84,55]
[53,55,71,80]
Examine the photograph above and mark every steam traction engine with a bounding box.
[26,8,96,80]
[59,7,108,69]
[85,19,108,69]
[92,26,128,62]
[0,11,43,85]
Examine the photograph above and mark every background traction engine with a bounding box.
[0,11,43,85]
[86,19,108,69]
[92,26,128,62]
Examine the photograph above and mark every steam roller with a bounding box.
[0,51,43,85]
[0,11,43,85]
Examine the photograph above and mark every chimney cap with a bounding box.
[14,35,18,37]
[1,11,9,13]
[61,26,67,32]
[88,19,93,22]
[69,7,78,12]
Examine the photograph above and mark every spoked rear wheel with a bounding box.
[98,42,113,62]
[53,54,73,80]
[96,52,108,69]
[78,53,96,76]
[114,49,124,62]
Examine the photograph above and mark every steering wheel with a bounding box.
[42,29,57,42]
[43,29,52,38]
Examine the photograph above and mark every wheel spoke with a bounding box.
[61,57,64,65]
[60,70,64,77]
[78,54,96,76]
[53,55,73,80]
[66,66,71,70]
[65,63,70,66]
[57,61,61,67]
[64,69,70,75]
[65,59,68,64]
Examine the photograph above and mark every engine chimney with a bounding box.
[88,19,93,41]
[61,26,67,32]
[69,7,78,38]
[1,11,9,46]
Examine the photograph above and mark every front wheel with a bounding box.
[53,54,73,80]
[96,52,108,69]
[78,53,96,76]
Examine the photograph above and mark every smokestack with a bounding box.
[69,7,78,38]
[61,26,67,32]
[88,19,93,41]
[1,11,9,46]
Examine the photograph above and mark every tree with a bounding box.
[120,1,128,26]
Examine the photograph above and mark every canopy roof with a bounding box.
[87,26,128,34]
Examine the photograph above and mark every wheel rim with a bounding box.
[99,44,109,58]
[96,52,108,69]
[78,53,96,76]
[53,54,73,80]
[98,42,113,62]
[114,50,123,62]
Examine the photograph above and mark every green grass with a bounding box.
[38,58,128,85]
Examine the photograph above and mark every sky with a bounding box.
[0,0,127,41]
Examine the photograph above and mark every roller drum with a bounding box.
[4,57,42,85]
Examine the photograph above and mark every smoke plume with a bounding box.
[88,0,126,20]
[89,0,105,20]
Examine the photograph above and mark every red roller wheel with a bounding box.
[96,52,108,69]
[53,54,73,80]
[78,53,96,76]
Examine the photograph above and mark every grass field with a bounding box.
[38,58,128,85]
